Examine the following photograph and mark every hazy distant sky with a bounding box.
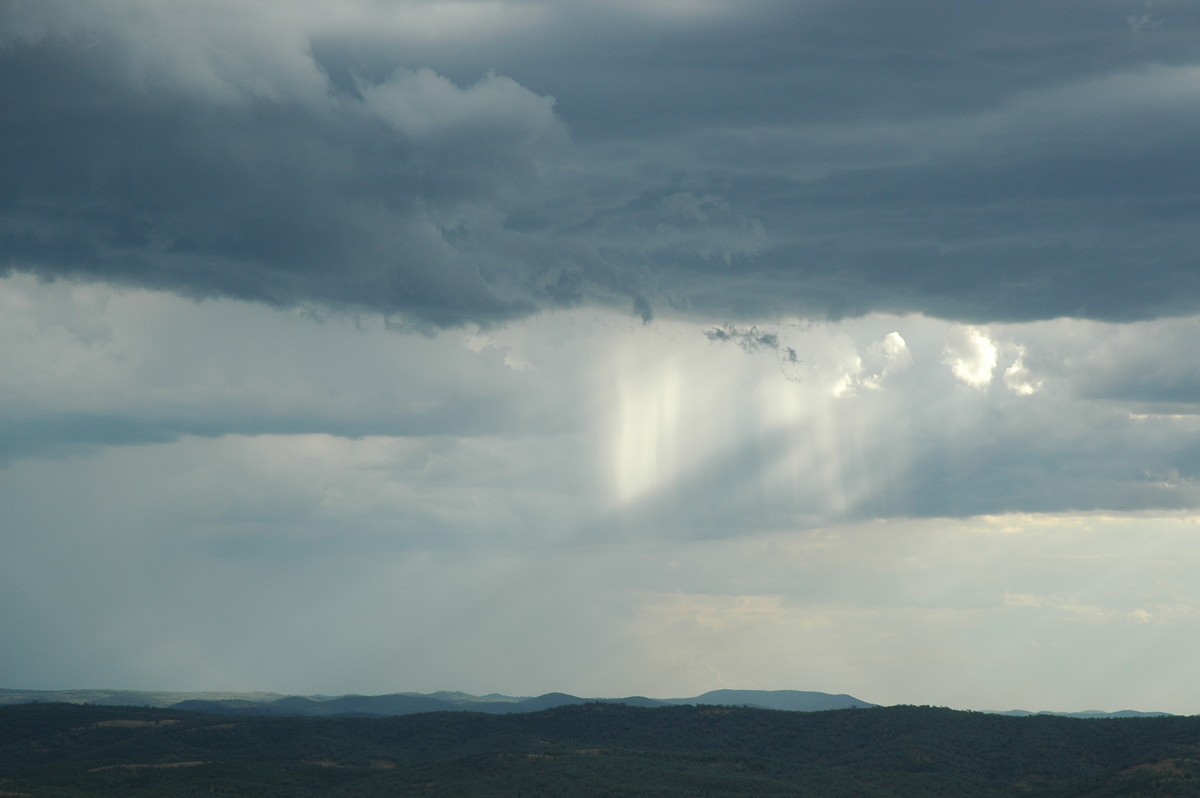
[4,0,1200,713]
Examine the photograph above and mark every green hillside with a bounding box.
[3,702,1199,796]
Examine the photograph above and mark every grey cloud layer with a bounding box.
[5,278,1200,700]
[5,0,1200,326]
[1,4,603,327]
[5,274,1197,525]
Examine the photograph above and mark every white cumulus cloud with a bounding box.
[944,326,998,389]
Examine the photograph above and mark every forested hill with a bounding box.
[4,702,1200,796]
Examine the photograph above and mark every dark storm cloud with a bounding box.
[326,0,1200,136]
[0,8,624,328]
[4,0,1200,326]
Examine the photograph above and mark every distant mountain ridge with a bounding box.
[171,688,881,717]
[995,709,1173,719]
[0,688,875,716]
[684,690,873,712]
[0,687,1170,718]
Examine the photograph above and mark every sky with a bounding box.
[3,0,1200,713]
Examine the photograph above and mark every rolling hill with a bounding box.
[3,701,1199,796]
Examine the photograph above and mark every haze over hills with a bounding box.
[0,688,1171,718]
